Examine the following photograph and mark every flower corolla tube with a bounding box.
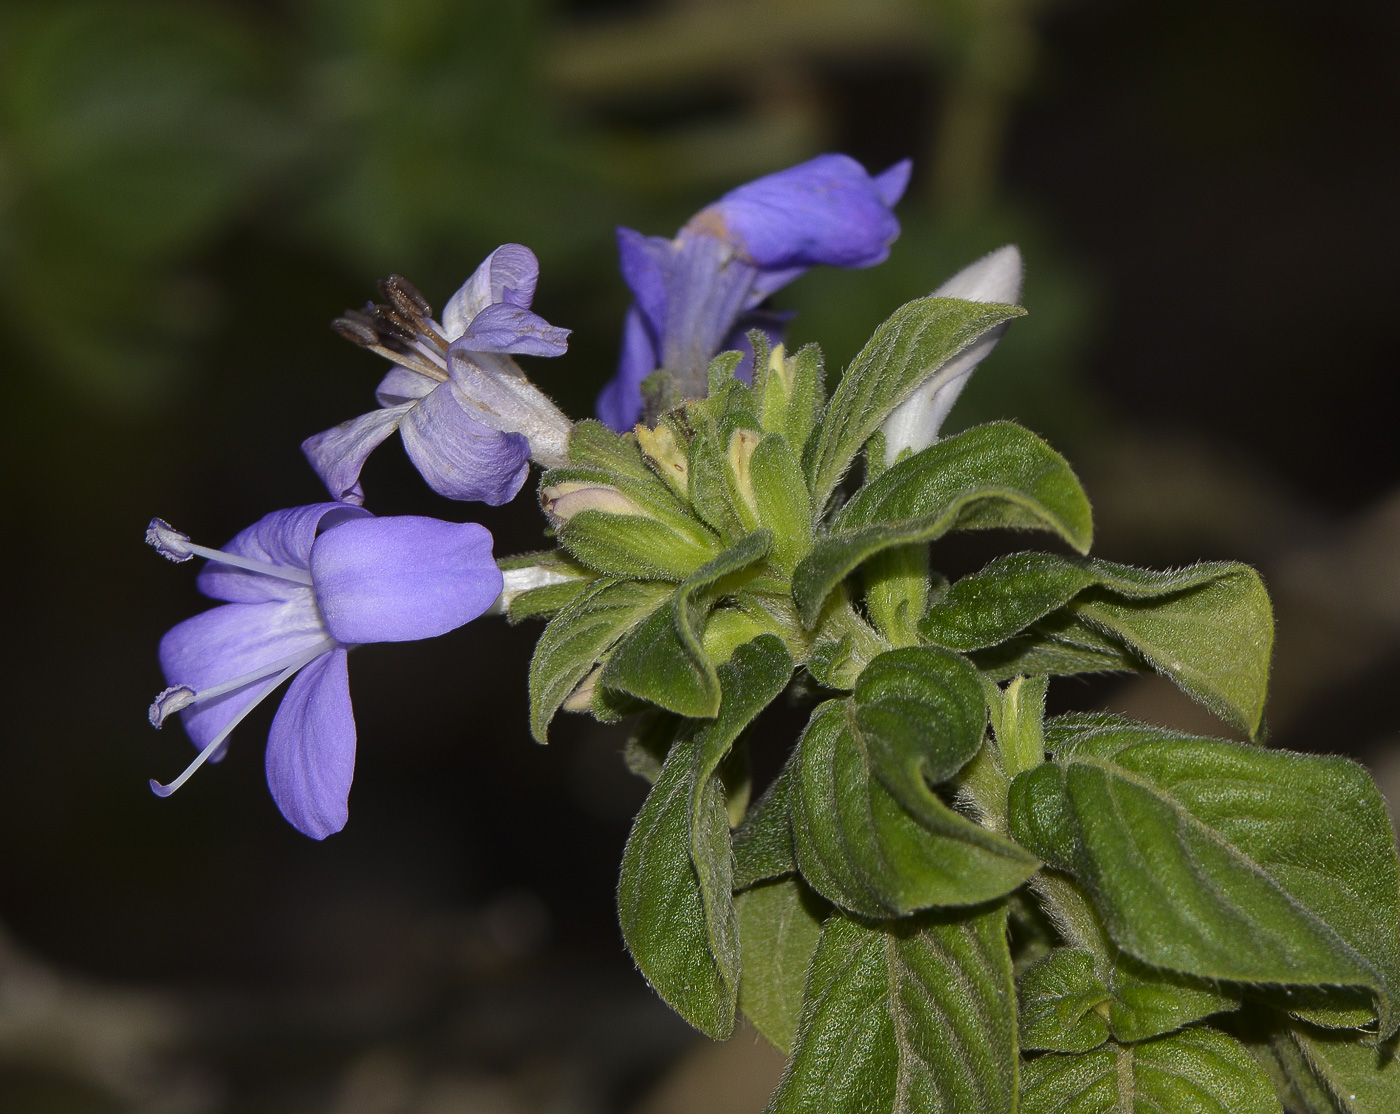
[145,505,503,839]
[595,153,911,431]
[879,244,1023,464]
[304,244,572,506]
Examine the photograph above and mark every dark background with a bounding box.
[2,1,1397,1110]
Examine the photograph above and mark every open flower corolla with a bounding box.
[304,244,573,506]
[596,153,912,431]
[146,504,503,838]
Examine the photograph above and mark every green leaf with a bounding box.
[1031,870,1241,1043]
[602,530,773,716]
[1108,956,1241,1044]
[768,907,1017,1114]
[1018,947,1112,1053]
[921,552,1274,737]
[737,876,828,1055]
[793,423,1092,628]
[734,762,798,890]
[749,433,813,575]
[1020,1028,1282,1114]
[1008,722,1400,1034]
[792,701,1037,917]
[969,617,1143,681]
[1270,1022,1400,1114]
[617,637,793,1038]
[757,341,824,456]
[804,297,1026,510]
[528,579,673,742]
[557,508,721,582]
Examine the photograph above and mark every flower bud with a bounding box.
[636,422,689,498]
[541,481,643,524]
[726,428,762,529]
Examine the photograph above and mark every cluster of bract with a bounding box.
[148,155,1400,1113]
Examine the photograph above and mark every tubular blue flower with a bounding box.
[145,505,503,839]
[880,244,1023,464]
[304,245,573,506]
[596,153,912,431]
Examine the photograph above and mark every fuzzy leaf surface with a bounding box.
[1273,1023,1400,1114]
[528,578,673,742]
[602,530,772,717]
[1009,722,1400,1035]
[852,646,987,809]
[1018,947,1112,1053]
[922,552,1273,736]
[768,907,1017,1114]
[804,298,1026,510]
[794,423,1091,627]
[617,637,793,1037]
[737,876,827,1054]
[792,701,1037,917]
[1020,1028,1281,1114]
[734,761,798,889]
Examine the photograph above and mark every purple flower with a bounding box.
[596,154,912,431]
[145,505,503,839]
[304,245,573,506]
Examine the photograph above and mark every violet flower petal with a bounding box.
[441,244,542,338]
[399,383,530,505]
[455,301,570,357]
[705,153,909,270]
[265,647,355,840]
[159,596,329,747]
[616,228,672,337]
[375,366,437,406]
[300,406,414,509]
[311,516,503,644]
[873,159,913,207]
[596,305,659,432]
[197,503,371,603]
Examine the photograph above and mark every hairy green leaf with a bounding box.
[792,701,1037,917]
[528,578,673,742]
[852,646,988,808]
[1265,1021,1400,1114]
[557,508,721,581]
[1020,1028,1281,1114]
[794,423,1091,627]
[734,762,798,890]
[804,298,1026,510]
[749,433,813,575]
[1018,948,1112,1053]
[617,637,793,1038]
[1009,722,1400,1034]
[768,907,1017,1114]
[737,876,828,1054]
[921,552,1274,737]
[602,530,773,716]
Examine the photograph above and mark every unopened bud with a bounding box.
[766,343,793,394]
[562,665,602,712]
[636,422,689,497]
[726,428,762,528]
[541,481,643,524]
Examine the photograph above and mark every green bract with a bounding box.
[503,294,1400,1112]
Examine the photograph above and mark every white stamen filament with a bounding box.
[149,641,336,727]
[180,542,313,586]
[369,342,448,382]
[148,641,332,797]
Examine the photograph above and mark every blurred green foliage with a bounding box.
[0,0,1093,435]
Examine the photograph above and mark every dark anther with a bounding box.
[379,275,432,321]
[366,304,417,343]
[331,317,378,347]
